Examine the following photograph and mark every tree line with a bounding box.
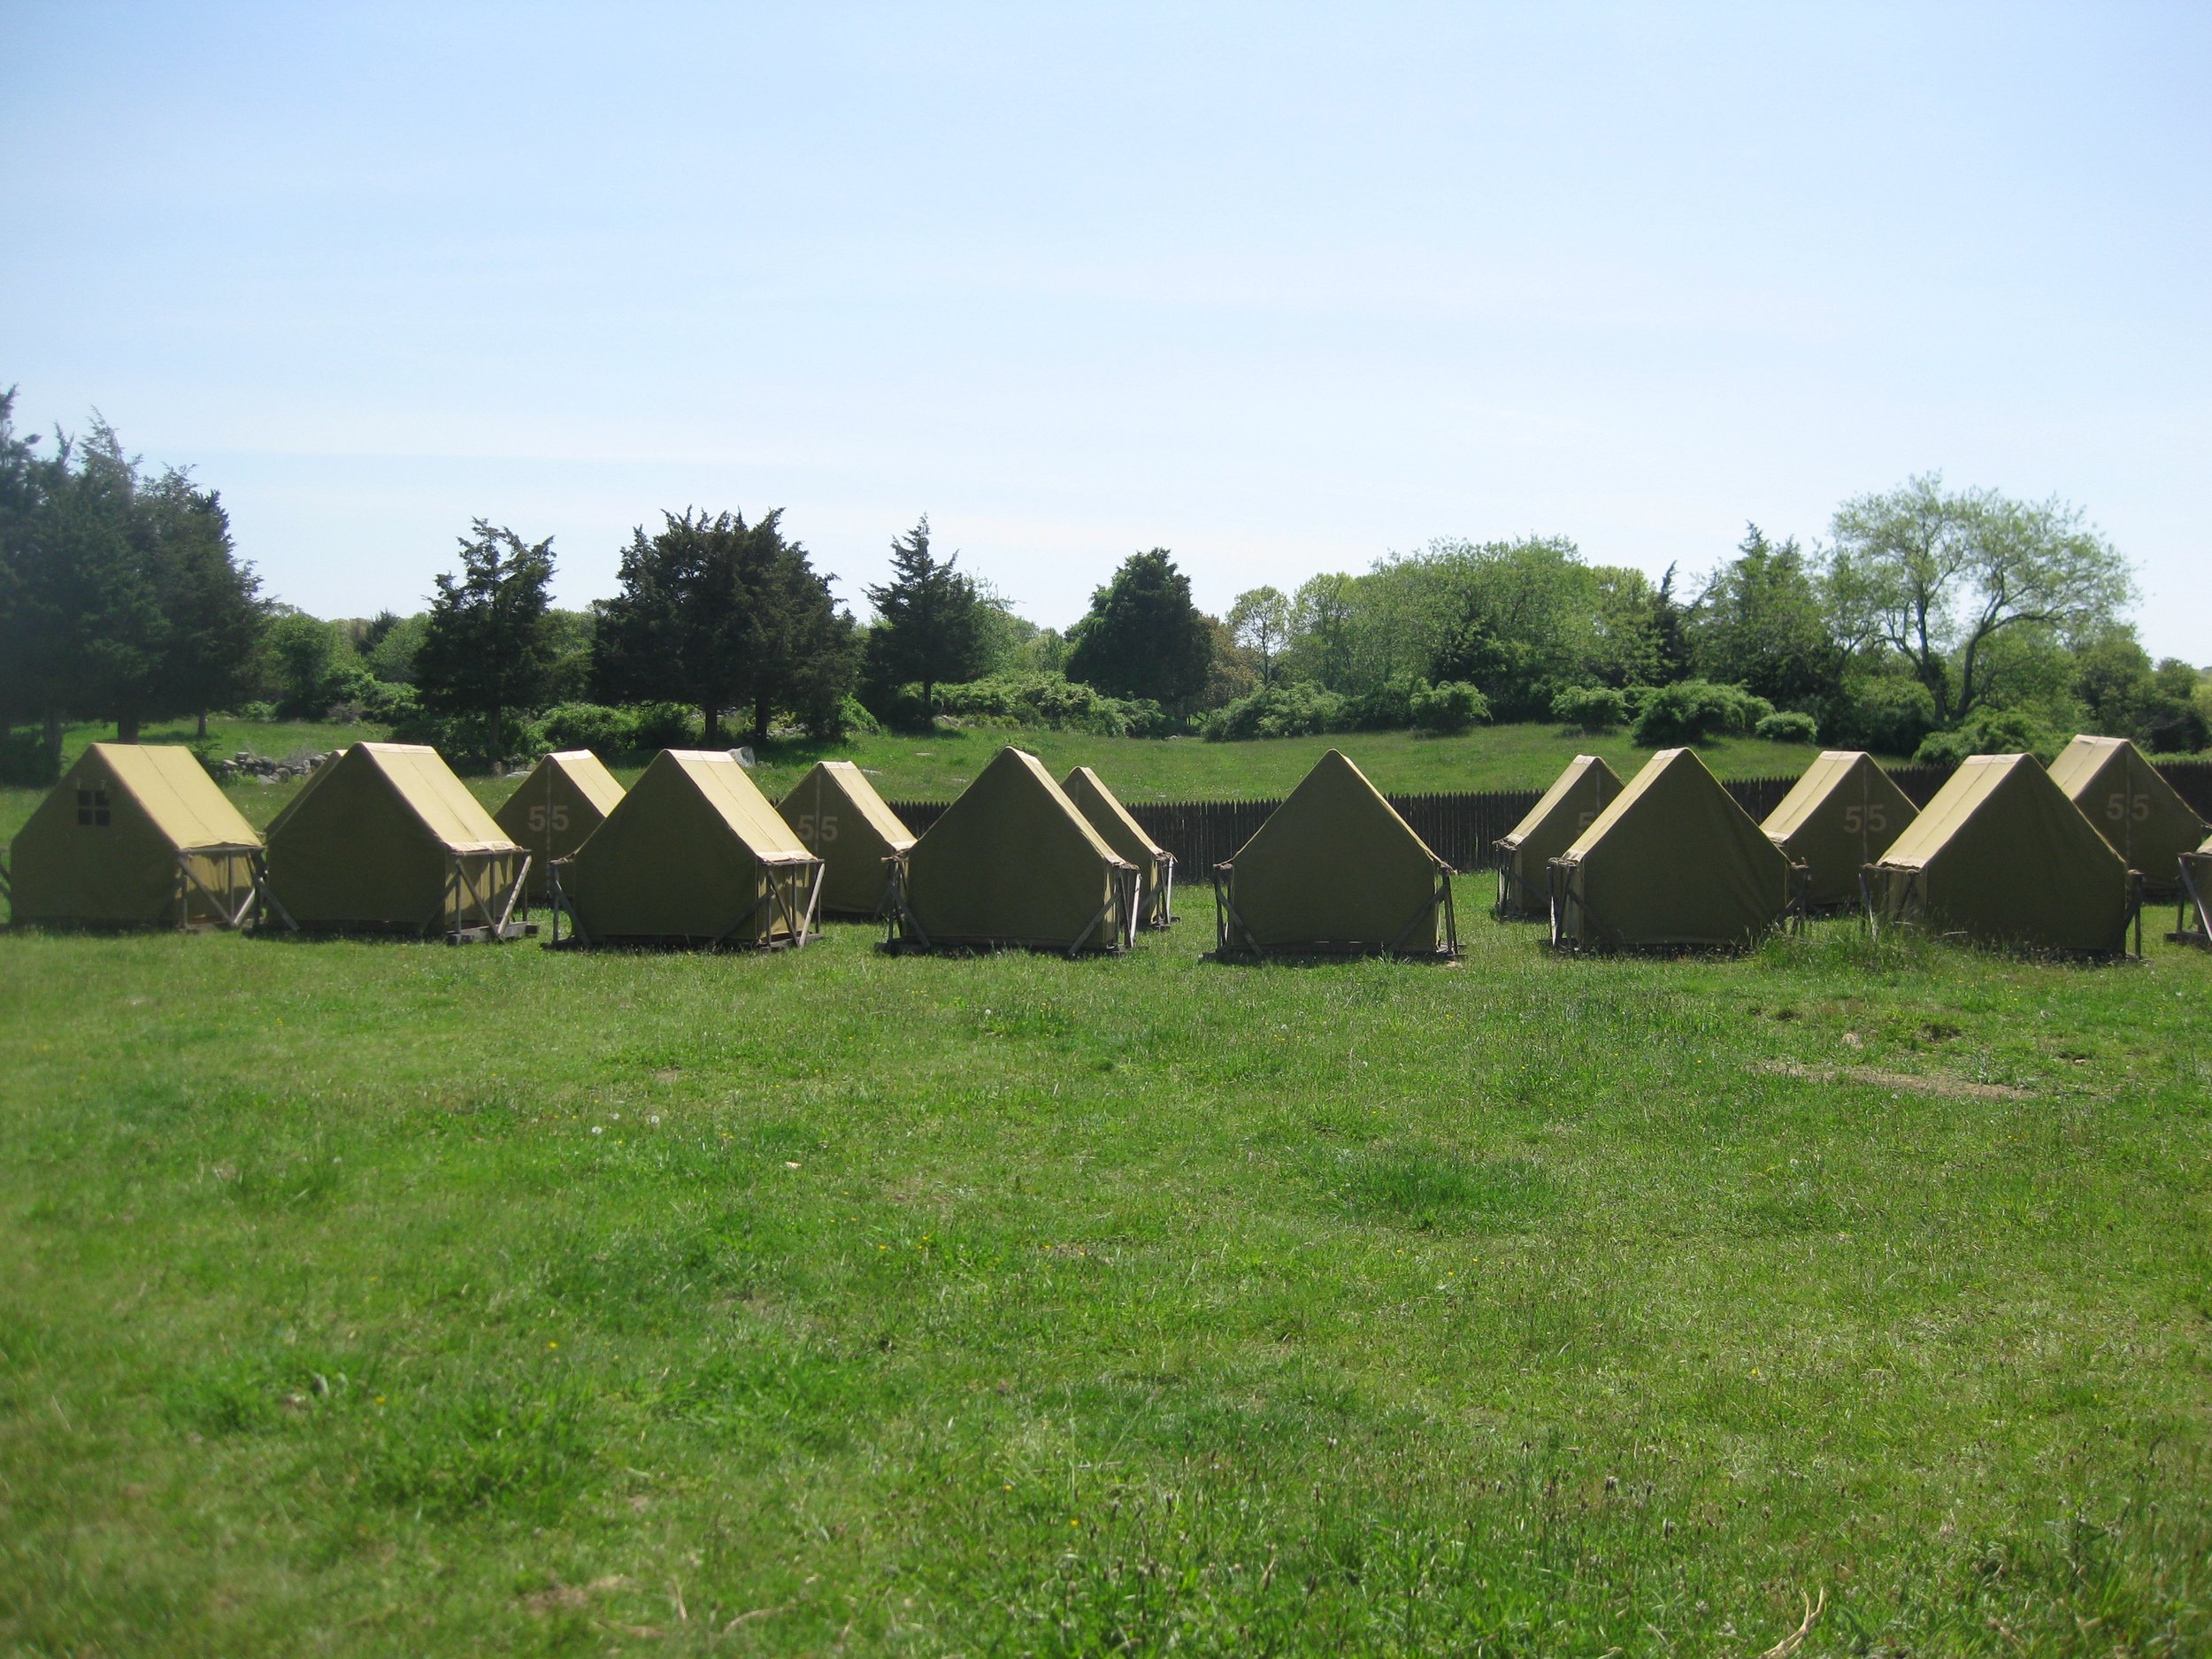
[3,388,2205,783]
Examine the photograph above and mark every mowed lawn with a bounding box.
[1,893,2208,1655]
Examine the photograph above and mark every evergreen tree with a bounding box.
[1690,525,1839,709]
[144,469,265,737]
[863,516,984,714]
[594,508,856,743]
[414,519,557,761]
[1064,549,1214,709]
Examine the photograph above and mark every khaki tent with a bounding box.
[1761,750,1918,910]
[261,742,528,939]
[1061,765,1175,928]
[495,750,626,902]
[888,747,1136,954]
[1549,747,1795,951]
[1867,753,2132,954]
[1494,754,1622,919]
[8,743,260,928]
[776,760,914,918]
[2171,837,2210,949]
[2047,735,2206,897]
[1214,749,1455,957]
[557,749,822,947]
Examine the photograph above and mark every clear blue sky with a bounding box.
[4,4,2206,658]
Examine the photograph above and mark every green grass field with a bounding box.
[1,886,2207,1655]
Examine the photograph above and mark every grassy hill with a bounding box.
[0,896,2205,1653]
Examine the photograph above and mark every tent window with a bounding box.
[76,787,111,827]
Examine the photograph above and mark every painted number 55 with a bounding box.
[526,803,570,833]
[1842,804,1886,834]
[797,811,839,843]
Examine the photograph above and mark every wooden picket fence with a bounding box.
[889,757,2212,876]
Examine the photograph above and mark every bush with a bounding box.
[1409,680,1489,735]
[225,701,278,723]
[1755,710,1819,745]
[1913,709,2059,769]
[1338,675,1423,733]
[1552,685,1628,733]
[933,674,1165,737]
[836,695,884,738]
[540,703,634,757]
[1202,682,1344,741]
[628,703,700,751]
[361,680,420,726]
[0,730,58,787]
[1819,677,1938,757]
[1632,680,1773,748]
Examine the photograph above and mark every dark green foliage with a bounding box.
[2075,628,2209,755]
[412,520,558,763]
[1409,680,1488,735]
[1690,525,1839,709]
[1632,679,1775,747]
[1202,682,1344,741]
[537,702,635,757]
[1064,549,1216,710]
[1552,684,1628,733]
[863,517,987,717]
[1754,710,1819,744]
[1819,675,1939,756]
[933,672,1171,736]
[594,508,857,742]
[1914,708,2059,767]
[262,612,350,718]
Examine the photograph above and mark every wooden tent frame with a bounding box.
[1862,864,2145,958]
[253,849,532,943]
[172,843,261,930]
[1546,856,1805,956]
[547,856,823,951]
[2167,852,2209,949]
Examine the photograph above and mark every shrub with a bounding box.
[1552,684,1628,733]
[1913,709,2058,769]
[628,703,700,751]
[1337,675,1423,733]
[1409,680,1489,735]
[933,674,1163,737]
[836,695,884,738]
[1202,682,1344,741]
[1819,677,1938,757]
[225,701,278,724]
[540,703,634,757]
[0,731,58,787]
[1632,680,1772,747]
[1755,710,1819,745]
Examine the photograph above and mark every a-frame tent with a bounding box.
[887,746,1136,955]
[2047,735,2207,898]
[1866,753,2133,954]
[557,749,822,948]
[1061,765,1175,929]
[261,743,529,939]
[1549,747,1795,951]
[776,760,914,919]
[7,742,261,929]
[495,749,626,902]
[1494,754,1621,919]
[1214,749,1455,958]
[2171,837,2211,949]
[1761,750,1918,910]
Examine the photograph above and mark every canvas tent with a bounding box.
[1866,753,2133,954]
[1494,754,1622,918]
[2171,837,2211,949]
[776,760,914,918]
[557,749,822,947]
[495,750,626,902]
[887,746,1136,954]
[7,743,261,929]
[1061,765,1175,928]
[1549,747,1796,951]
[2047,735,2206,898]
[260,742,529,939]
[1214,749,1455,957]
[1761,750,1918,910]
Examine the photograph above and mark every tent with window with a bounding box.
[557,749,822,948]
[1548,747,1796,951]
[887,746,1136,954]
[2047,735,2206,898]
[260,742,529,940]
[1866,753,2133,954]
[1760,750,1918,910]
[775,760,914,919]
[1214,749,1455,958]
[494,750,626,902]
[1061,764,1175,928]
[7,742,261,929]
[1494,754,1622,919]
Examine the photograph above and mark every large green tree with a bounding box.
[413,520,558,762]
[143,470,265,736]
[1827,475,2133,726]
[1225,587,1290,687]
[1064,549,1215,709]
[1690,524,1839,710]
[593,508,856,743]
[863,516,985,714]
